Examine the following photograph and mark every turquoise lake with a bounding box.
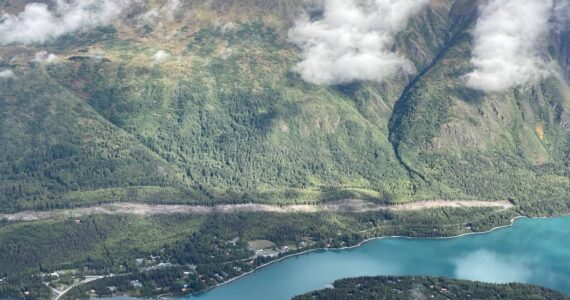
[105,215,570,299]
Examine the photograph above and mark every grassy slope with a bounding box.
[293,276,569,300]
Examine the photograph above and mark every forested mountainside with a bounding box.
[1,1,570,299]
[0,0,569,214]
[293,276,569,300]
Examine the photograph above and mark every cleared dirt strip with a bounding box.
[0,199,514,222]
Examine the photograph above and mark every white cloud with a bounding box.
[163,0,182,20]
[463,0,554,92]
[289,0,428,85]
[31,51,59,64]
[454,249,532,283]
[0,69,16,79]
[140,10,161,25]
[0,0,133,45]
[553,0,570,31]
[140,0,182,25]
[153,50,171,64]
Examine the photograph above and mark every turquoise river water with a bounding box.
[104,215,570,299]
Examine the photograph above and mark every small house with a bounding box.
[130,280,143,288]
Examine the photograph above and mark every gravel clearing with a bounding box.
[0,199,514,222]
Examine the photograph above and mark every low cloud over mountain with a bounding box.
[289,0,428,85]
[462,0,554,92]
[0,0,132,45]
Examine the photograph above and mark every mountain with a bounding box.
[0,0,569,216]
[1,1,570,299]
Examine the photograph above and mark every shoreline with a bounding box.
[189,215,526,298]
[192,212,570,297]
[89,212,570,300]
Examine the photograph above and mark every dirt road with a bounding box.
[44,276,104,300]
[0,199,513,222]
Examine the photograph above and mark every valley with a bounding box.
[0,0,569,299]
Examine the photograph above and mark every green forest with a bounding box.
[0,207,516,299]
[1,0,570,298]
[0,0,569,215]
[294,276,569,300]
